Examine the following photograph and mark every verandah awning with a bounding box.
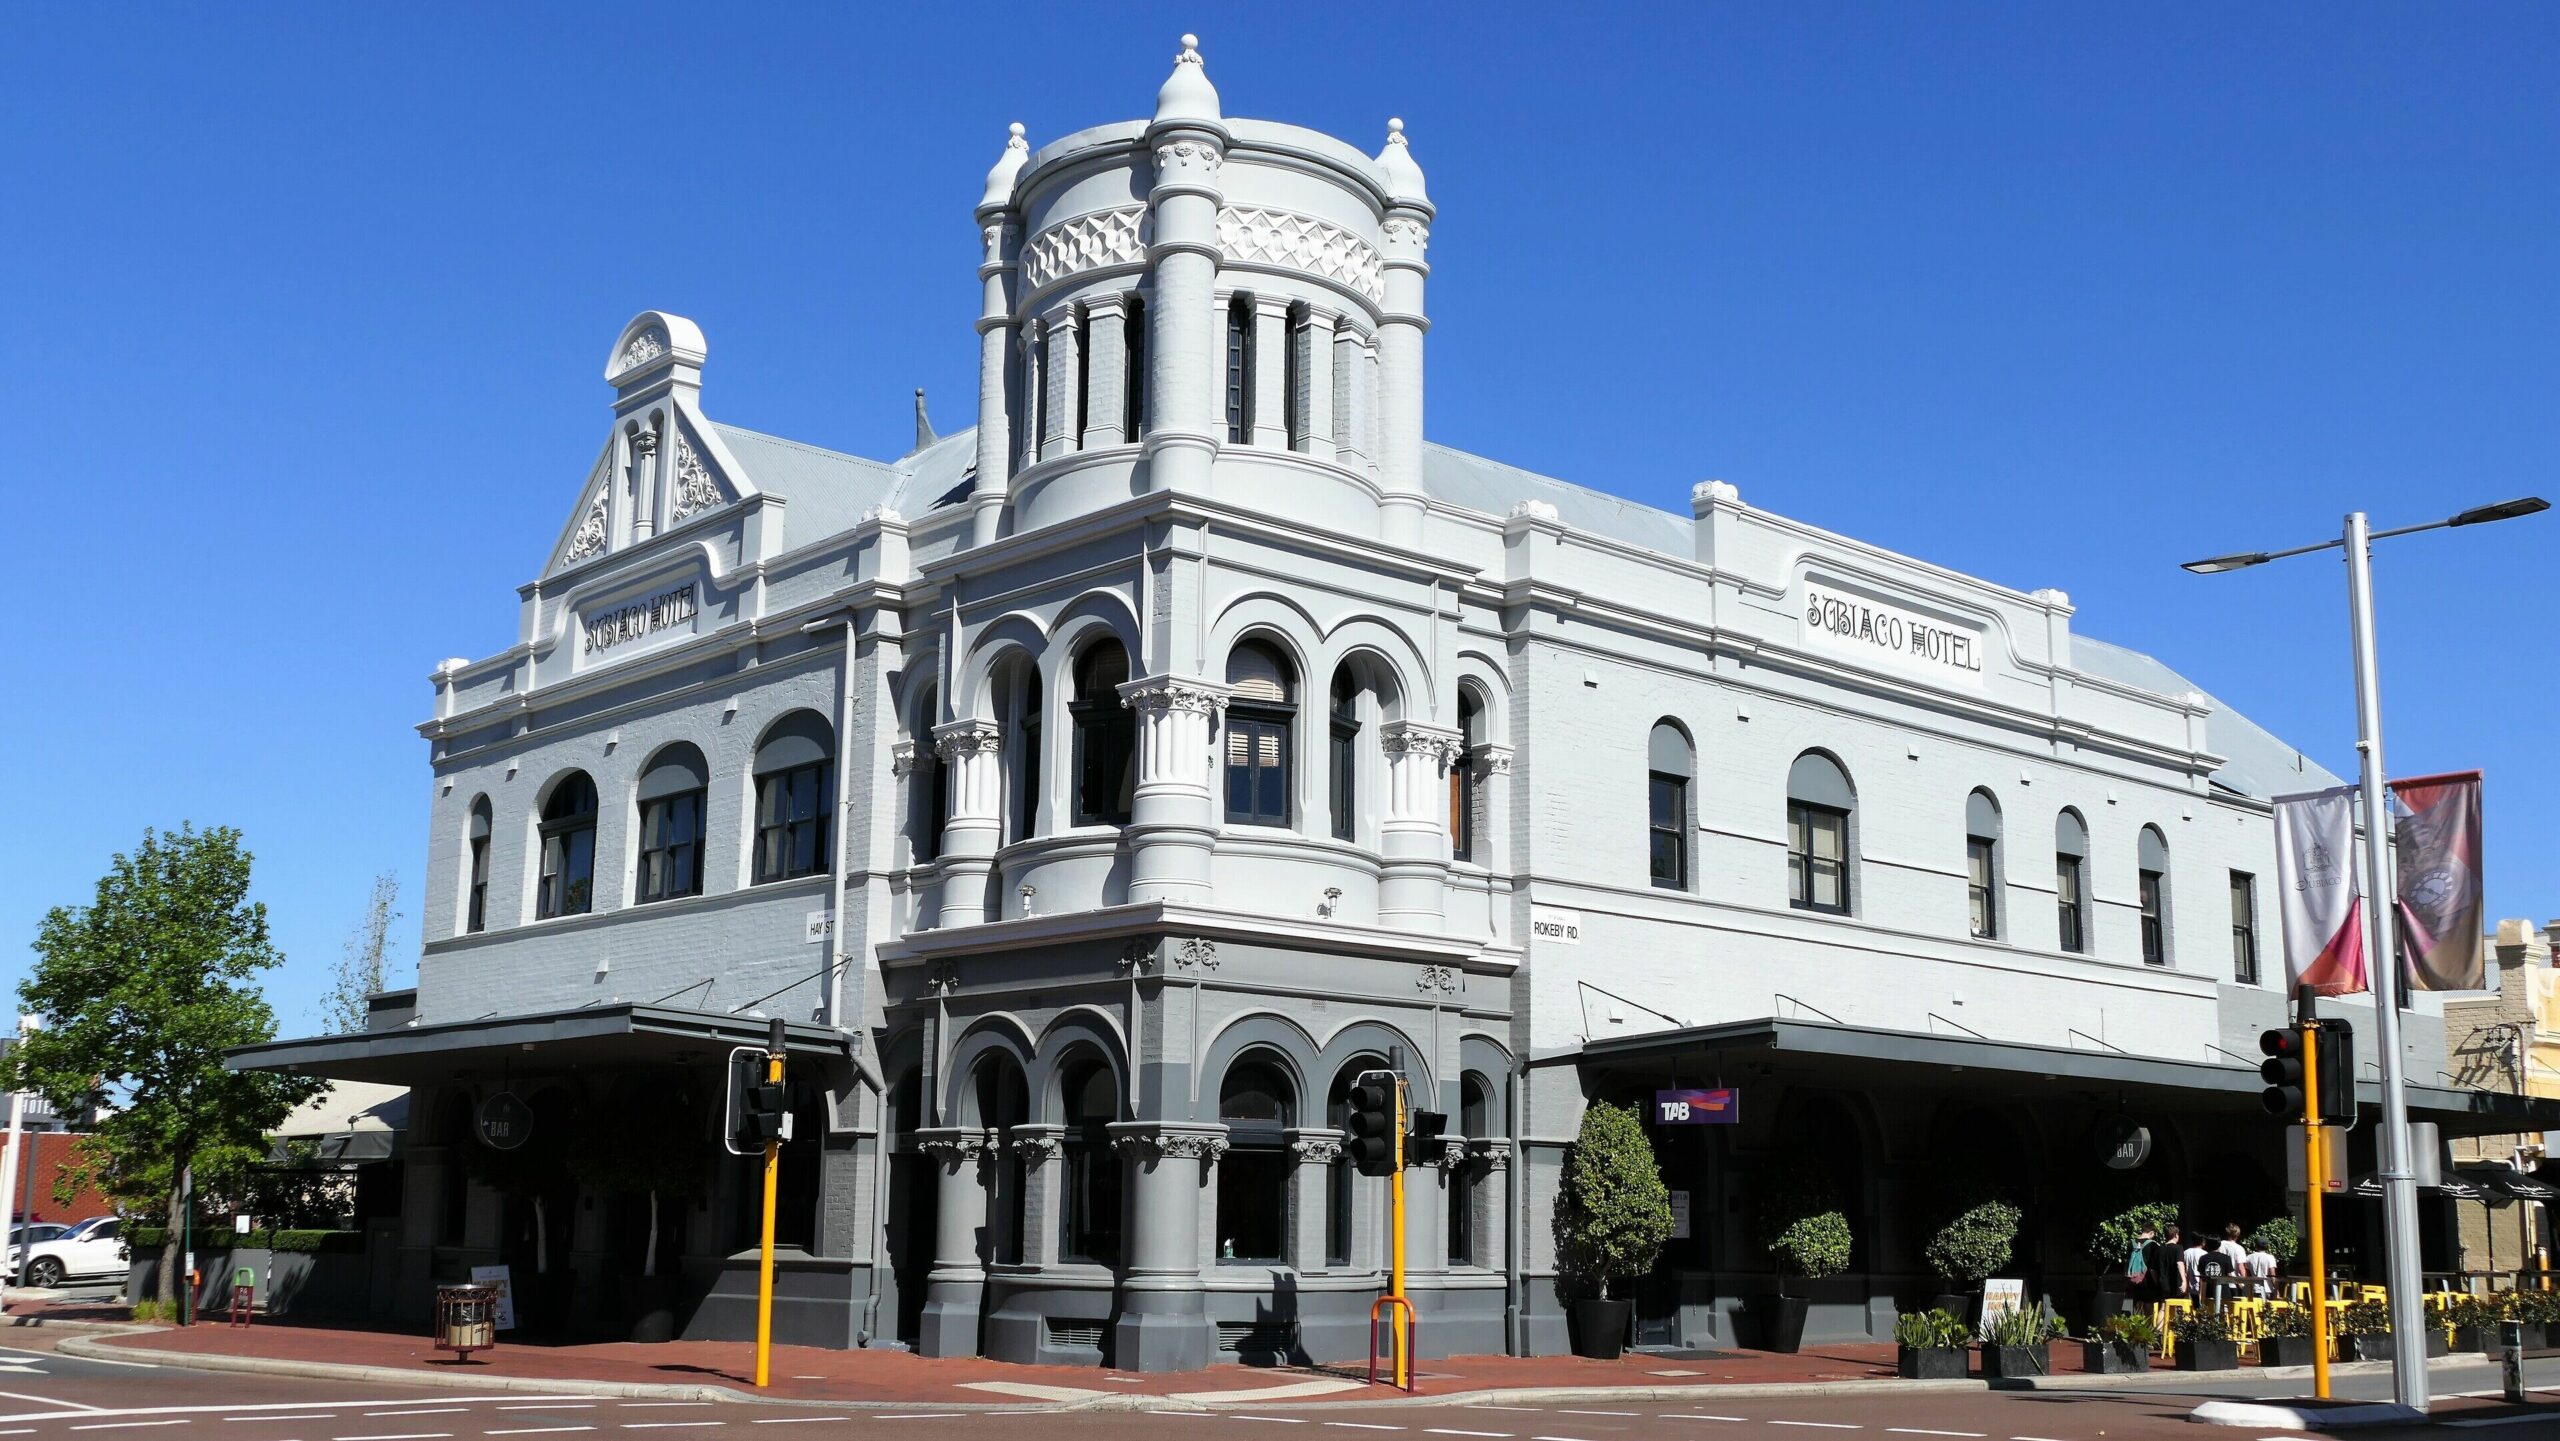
[1554,1015,2560,1140]
[229,1002,860,1087]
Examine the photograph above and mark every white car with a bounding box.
[10,1216,124,1287]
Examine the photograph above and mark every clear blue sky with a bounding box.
[4,5,2553,1031]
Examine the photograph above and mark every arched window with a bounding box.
[1071,640,1136,827]
[1965,789,2002,941]
[1282,303,1306,446]
[752,712,834,884]
[1324,1060,1380,1268]
[2056,810,2090,954]
[1072,303,1092,443]
[1224,296,1255,444]
[1648,722,1691,890]
[1216,1056,1294,1263]
[1450,1074,1493,1265]
[1009,665,1043,842]
[2139,825,2171,967]
[535,772,598,919]
[1452,690,1485,863]
[1122,294,1147,440]
[907,686,945,864]
[1328,667,1360,843]
[1225,642,1295,827]
[465,797,492,934]
[1059,1060,1122,1264]
[1786,752,1854,915]
[634,743,708,904]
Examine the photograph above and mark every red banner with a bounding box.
[2390,770,2484,993]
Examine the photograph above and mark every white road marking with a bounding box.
[501,1408,598,1414]
[363,1414,467,1420]
[2011,1435,2071,1440]
[229,1420,337,1425]
[74,1426,194,1434]
[489,1431,597,1437]
[619,1427,723,1432]
[870,1419,966,1424]
[617,1408,714,1412]
[332,1434,454,1440]
[1534,1436,1596,1441]
[1556,1414,1636,1420]
[0,1346,158,1373]
[1888,1432,1981,1438]
[1468,1411,1547,1416]
[1771,1427,1861,1432]
[1324,1426,1404,1432]
[749,1424,841,1429]
[2446,1419,2560,1431]
[1227,1422,1307,1427]
[0,1394,100,1414]
[0,1403,585,1428]
[1424,1432,1513,1438]
[1665,1423,1747,1428]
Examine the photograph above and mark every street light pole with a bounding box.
[2341,510,2428,1412]
[2182,494,2547,1417]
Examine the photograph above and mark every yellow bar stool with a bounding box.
[2158,1297,2194,1361]
[2227,1298,2266,1354]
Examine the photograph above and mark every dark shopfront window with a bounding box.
[1217,1059,1293,1263]
[1060,1062,1123,1265]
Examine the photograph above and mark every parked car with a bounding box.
[8,1216,124,1287]
[3,1223,68,1250]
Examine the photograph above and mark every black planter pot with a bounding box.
[2428,1330,2452,1359]
[1569,1299,1633,1361]
[2520,1323,2550,1350]
[2350,1333,2393,1362]
[623,1273,679,1343]
[2260,1335,2326,1368]
[1759,1295,1811,1355]
[2176,1338,2240,1371]
[2084,1289,2132,1328]
[2461,1323,2546,1351]
[1980,1343,2050,1379]
[2080,1340,2149,1375]
[1931,1292,1977,1328]
[1897,1345,1968,1380]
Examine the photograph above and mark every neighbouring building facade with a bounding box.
[2442,920,2560,1276]
[235,36,2559,1368]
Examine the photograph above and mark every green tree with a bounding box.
[319,872,402,1036]
[15,826,317,1306]
[1552,1101,1674,1301]
[1925,1199,2023,1288]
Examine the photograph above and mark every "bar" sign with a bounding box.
[1653,1088,1739,1125]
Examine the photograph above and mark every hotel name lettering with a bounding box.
[1801,582,1984,680]
[584,584,698,655]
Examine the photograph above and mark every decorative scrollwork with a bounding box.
[924,962,961,996]
[617,327,666,372]
[1175,937,1218,972]
[1417,964,1461,995]
[565,495,609,563]
[1118,938,1159,974]
[1291,1135,1344,1164]
[670,431,724,522]
[1382,217,1430,252]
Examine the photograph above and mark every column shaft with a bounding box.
[1081,296,1129,450]
[1041,311,1081,460]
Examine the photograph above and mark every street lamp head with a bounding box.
[2181,551,2271,575]
[2448,497,2549,527]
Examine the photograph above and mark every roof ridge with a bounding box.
[711,420,902,475]
[1422,439,1674,519]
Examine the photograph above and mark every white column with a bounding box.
[1017,323,1045,475]
[1250,295,1291,449]
[914,1128,992,1357]
[1142,137,1225,493]
[1041,310,1080,461]
[1288,1131,1341,1271]
[1297,308,1337,456]
[1119,676,1226,906]
[1013,1126,1064,1268]
[1081,295,1129,450]
[970,215,1020,548]
[1332,326,1367,471]
[933,719,1003,927]
[1377,720,1460,931]
[1376,214,1430,547]
[628,423,659,540]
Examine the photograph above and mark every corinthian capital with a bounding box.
[1118,674,1231,717]
[931,718,1003,762]
[1380,720,1464,768]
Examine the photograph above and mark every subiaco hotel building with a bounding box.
[238,36,2552,1369]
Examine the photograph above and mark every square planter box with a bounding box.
[2080,1340,2149,1375]
[2176,1338,2240,1371]
[2458,1323,2546,1353]
[2348,1332,2450,1361]
[1897,1346,1968,1380]
[2260,1335,2326,1368]
[1980,1344,2050,1379]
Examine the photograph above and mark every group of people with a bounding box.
[2130,1220,2280,1303]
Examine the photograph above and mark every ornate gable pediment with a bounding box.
[542,313,759,579]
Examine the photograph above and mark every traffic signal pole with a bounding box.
[1390,1077,1409,1391]
[755,1017,784,1389]
[2303,1023,2332,1401]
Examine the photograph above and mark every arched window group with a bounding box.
[1786,752,1854,915]
[1216,1056,1293,1263]
[485,710,838,931]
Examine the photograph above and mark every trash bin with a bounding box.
[433,1283,497,1359]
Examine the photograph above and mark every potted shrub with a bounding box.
[2446,1295,2501,1353]
[2080,1310,2157,1375]
[1925,1200,2022,1322]
[1977,1304,2064,1378]
[2171,1308,2240,1371]
[1552,1101,1673,1361]
[2257,1302,2328,1368]
[2339,1299,2396,1362]
[2085,1201,2177,1321]
[2248,1216,2301,1272]
[1763,1210,1852,1355]
[2504,1288,2557,1349]
[566,1077,706,1342]
[1895,1308,1971,1379]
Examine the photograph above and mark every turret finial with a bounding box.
[1154,32,1222,127]
[1377,116,1429,206]
[1386,117,1407,146]
[979,120,1031,211]
[914,388,936,449]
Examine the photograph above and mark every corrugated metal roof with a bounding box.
[2071,634,2343,798]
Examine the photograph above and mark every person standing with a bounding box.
[2169,1223,2200,1300]
[2243,1232,2279,1299]
[2128,1220,2162,1303]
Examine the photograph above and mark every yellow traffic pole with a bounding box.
[1390,1078,1409,1391]
[2305,1025,2331,1401]
[755,1032,784,1388]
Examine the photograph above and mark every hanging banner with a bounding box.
[2275,786,2367,996]
[2389,771,2485,993]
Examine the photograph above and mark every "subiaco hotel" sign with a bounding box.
[1799,580,1985,685]
[583,583,698,656]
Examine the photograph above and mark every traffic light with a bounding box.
[1409,1110,1447,1151]
[1346,1078,1399,1177]
[2316,1022,2355,1127]
[726,1048,794,1153]
[2260,1026,2308,1118]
